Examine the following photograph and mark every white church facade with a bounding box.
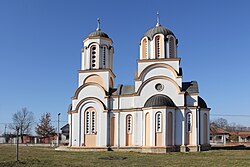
[67,18,211,152]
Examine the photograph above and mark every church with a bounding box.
[67,17,211,152]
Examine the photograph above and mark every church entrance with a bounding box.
[84,108,97,147]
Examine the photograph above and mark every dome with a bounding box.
[88,30,109,38]
[143,25,175,40]
[198,96,208,108]
[144,94,175,108]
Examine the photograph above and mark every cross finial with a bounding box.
[156,12,161,27]
[96,17,101,31]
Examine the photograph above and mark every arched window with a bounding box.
[169,37,175,58]
[102,46,106,68]
[204,113,208,144]
[142,38,147,59]
[90,45,97,69]
[85,108,96,134]
[155,112,162,133]
[126,115,133,134]
[85,111,90,134]
[187,113,192,132]
[155,36,161,58]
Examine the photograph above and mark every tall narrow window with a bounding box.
[155,36,161,58]
[91,111,96,133]
[142,38,147,59]
[155,112,162,132]
[91,45,97,69]
[85,111,90,134]
[169,37,175,58]
[103,46,106,67]
[85,108,96,134]
[187,113,192,132]
[127,115,132,134]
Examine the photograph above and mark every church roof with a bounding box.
[198,96,208,108]
[144,94,175,108]
[143,25,175,40]
[111,84,135,96]
[182,81,199,94]
[88,30,109,38]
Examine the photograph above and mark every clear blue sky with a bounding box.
[1,0,250,134]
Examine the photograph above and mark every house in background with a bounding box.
[61,124,69,145]
[210,128,230,145]
[238,132,250,142]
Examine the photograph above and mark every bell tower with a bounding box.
[78,18,115,91]
[135,13,182,92]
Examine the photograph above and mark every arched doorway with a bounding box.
[84,107,97,147]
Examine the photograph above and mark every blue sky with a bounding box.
[1,0,250,134]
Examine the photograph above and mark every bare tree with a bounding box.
[211,118,229,129]
[10,107,34,143]
[35,112,55,138]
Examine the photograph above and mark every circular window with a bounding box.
[92,51,96,54]
[155,83,163,91]
[92,46,96,50]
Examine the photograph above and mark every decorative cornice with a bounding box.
[137,58,181,63]
[135,63,182,80]
[83,36,113,43]
[71,97,106,113]
[78,69,116,78]
[72,82,107,100]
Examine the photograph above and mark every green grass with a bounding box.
[1,145,250,167]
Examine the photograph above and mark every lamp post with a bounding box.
[57,113,61,147]
[16,126,20,162]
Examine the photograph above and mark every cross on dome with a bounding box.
[96,17,101,31]
[156,12,161,27]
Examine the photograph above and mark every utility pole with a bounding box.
[57,113,61,147]
[16,126,20,162]
[4,124,7,135]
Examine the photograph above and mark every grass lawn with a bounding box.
[1,145,250,167]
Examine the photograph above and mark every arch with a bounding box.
[141,38,148,59]
[136,76,181,95]
[169,36,175,58]
[84,107,97,146]
[84,74,105,88]
[168,112,173,145]
[203,113,208,144]
[73,97,106,113]
[126,114,133,146]
[154,35,163,58]
[72,82,106,100]
[137,63,180,81]
[145,112,150,146]
[155,111,163,146]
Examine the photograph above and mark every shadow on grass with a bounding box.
[211,145,250,150]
